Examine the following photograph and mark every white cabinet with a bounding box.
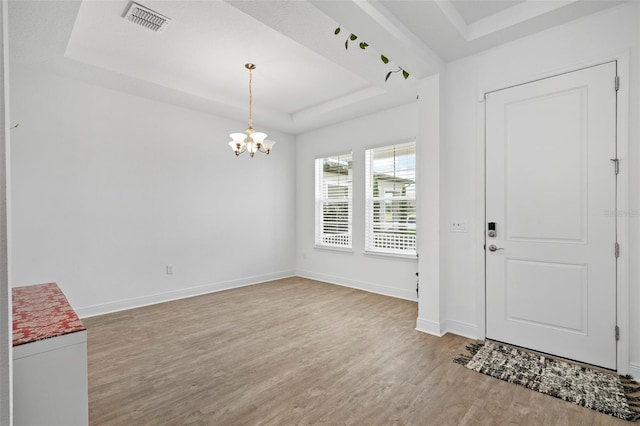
[12,283,88,426]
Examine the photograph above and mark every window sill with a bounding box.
[314,245,354,254]
[363,250,418,261]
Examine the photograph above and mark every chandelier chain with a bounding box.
[248,65,253,131]
[227,63,275,157]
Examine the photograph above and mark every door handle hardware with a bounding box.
[488,244,504,252]
[488,222,497,238]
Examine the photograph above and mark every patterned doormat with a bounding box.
[454,341,640,421]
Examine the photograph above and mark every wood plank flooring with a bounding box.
[84,277,627,425]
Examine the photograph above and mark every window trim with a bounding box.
[314,152,353,251]
[314,245,354,254]
[363,250,418,261]
[364,140,417,257]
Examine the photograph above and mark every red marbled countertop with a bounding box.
[12,283,86,347]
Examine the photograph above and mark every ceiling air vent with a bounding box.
[124,3,170,32]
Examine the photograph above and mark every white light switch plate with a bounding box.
[450,221,467,233]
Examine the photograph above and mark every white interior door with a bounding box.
[485,62,618,369]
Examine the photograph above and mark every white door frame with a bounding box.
[474,52,630,373]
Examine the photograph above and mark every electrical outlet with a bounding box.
[166,265,174,275]
[450,221,467,233]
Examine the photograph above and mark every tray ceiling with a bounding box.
[8,0,627,134]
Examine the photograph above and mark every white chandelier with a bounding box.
[228,63,276,157]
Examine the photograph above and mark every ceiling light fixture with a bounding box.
[228,64,275,157]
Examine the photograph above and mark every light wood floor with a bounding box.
[84,277,627,425]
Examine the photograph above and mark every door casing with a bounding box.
[474,54,630,373]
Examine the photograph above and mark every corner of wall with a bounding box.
[416,73,443,335]
[0,0,12,422]
[415,317,445,337]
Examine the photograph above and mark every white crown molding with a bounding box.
[436,0,581,42]
[468,0,579,41]
[434,0,469,39]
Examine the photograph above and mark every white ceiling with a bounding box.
[8,0,627,135]
[451,0,527,24]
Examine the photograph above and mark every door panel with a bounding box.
[485,62,617,369]
[505,260,587,333]
[505,87,587,242]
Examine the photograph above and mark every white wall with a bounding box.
[295,103,419,300]
[0,0,11,422]
[438,2,640,373]
[416,74,443,335]
[9,66,296,317]
[7,0,638,379]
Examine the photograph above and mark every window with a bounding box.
[365,142,416,256]
[315,153,353,249]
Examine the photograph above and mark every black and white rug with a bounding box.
[454,341,640,422]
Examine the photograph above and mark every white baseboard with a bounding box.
[295,269,417,302]
[76,270,295,318]
[444,320,480,340]
[416,318,480,339]
[415,317,444,336]
[628,363,640,379]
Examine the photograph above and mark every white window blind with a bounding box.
[315,153,353,249]
[365,142,416,256]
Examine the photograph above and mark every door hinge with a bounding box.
[615,242,620,258]
[615,325,620,341]
[611,158,619,175]
[615,75,620,92]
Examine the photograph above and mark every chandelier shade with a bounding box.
[228,64,276,157]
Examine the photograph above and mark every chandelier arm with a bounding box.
[228,63,274,157]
